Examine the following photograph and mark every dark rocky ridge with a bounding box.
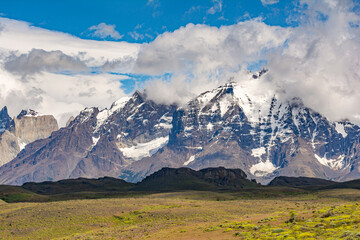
[268,176,336,187]
[0,106,12,134]
[137,167,255,191]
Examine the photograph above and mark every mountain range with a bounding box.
[0,107,58,167]
[1,71,360,185]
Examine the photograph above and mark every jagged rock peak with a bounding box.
[16,109,42,119]
[0,106,9,117]
[252,68,268,79]
[0,106,12,133]
[73,107,99,125]
[129,90,146,106]
[65,116,75,127]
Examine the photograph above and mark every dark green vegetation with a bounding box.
[1,167,360,239]
[135,167,258,191]
[1,167,261,203]
[0,189,360,239]
[268,176,336,188]
[1,168,360,204]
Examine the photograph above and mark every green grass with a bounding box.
[211,201,360,239]
[0,185,47,203]
[0,188,359,239]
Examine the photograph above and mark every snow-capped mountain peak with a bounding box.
[2,73,360,185]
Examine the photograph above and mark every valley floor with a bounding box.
[0,189,360,239]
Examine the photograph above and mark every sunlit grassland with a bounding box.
[0,189,359,239]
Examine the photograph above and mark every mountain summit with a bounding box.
[0,108,58,167]
[1,72,360,185]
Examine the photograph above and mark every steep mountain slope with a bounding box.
[1,71,360,185]
[0,107,12,133]
[120,74,360,183]
[0,91,175,185]
[0,108,58,166]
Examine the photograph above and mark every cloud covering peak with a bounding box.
[136,0,360,124]
[0,0,360,126]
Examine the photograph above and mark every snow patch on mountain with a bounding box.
[95,97,130,132]
[251,147,266,158]
[18,138,27,151]
[197,90,218,111]
[219,94,232,117]
[206,122,214,131]
[79,108,95,123]
[184,155,195,166]
[184,146,203,150]
[233,80,275,124]
[18,109,45,118]
[249,160,278,176]
[91,136,100,149]
[335,122,347,138]
[120,136,169,161]
[314,154,346,170]
[154,113,173,129]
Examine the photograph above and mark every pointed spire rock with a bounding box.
[0,106,12,133]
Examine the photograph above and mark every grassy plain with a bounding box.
[0,189,360,239]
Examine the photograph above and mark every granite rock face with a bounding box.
[2,72,360,185]
[0,108,58,167]
[119,76,360,184]
[0,92,175,185]
[14,109,59,145]
[0,107,12,134]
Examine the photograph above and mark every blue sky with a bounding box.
[0,0,360,126]
[0,0,299,43]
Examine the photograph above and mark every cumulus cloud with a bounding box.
[1,0,360,127]
[263,0,360,122]
[260,0,279,6]
[89,23,123,40]
[134,20,290,105]
[0,17,138,126]
[4,49,88,77]
[135,0,360,125]
[0,67,128,126]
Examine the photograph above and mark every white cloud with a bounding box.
[260,0,279,6]
[0,17,139,66]
[135,0,360,126]
[134,21,290,105]
[147,0,160,8]
[4,49,88,76]
[0,17,139,126]
[263,0,360,123]
[1,0,360,128]
[89,22,123,40]
[207,0,223,15]
[0,68,128,126]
